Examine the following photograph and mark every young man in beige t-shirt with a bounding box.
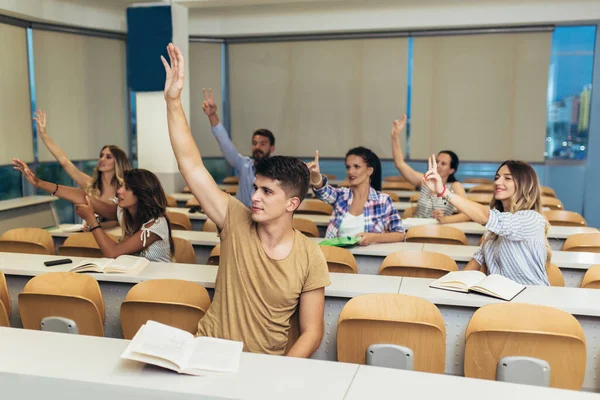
[162,43,331,357]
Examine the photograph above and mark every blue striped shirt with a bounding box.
[212,122,255,207]
[473,209,550,286]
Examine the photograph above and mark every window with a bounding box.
[546,26,596,160]
[34,163,74,224]
[0,166,23,201]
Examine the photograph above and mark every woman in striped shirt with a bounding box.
[390,115,469,223]
[422,156,550,286]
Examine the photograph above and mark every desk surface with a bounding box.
[0,327,358,400]
[399,277,600,317]
[0,252,402,298]
[346,364,598,400]
[0,196,57,212]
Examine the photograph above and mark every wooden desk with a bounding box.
[346,364,597,400]
[0,327,359,400]
[398,277,600,391]
[0,196,59,235]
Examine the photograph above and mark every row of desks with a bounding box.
[166,206,598,249]
[2,251,600,391]
[2,327,595,400]
[51,226,600,288]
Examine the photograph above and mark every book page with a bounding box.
[430,270,486,291]
[184,336,244,374]
[70,258,112,272]
[104,255,149,274]
[127,321,194,369]
[471,274,526,301]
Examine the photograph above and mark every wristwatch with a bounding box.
[443,189,455,205]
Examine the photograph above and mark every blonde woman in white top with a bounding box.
[390,115,469,223]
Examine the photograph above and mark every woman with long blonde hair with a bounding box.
[33,109,131,225]
[422,156,550,286]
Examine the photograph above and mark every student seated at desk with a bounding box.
[33,109,132,228]
[12,160,174,263]
[307,147,405,245]
[162,43,330,357]
[422,156,550,286]
[390,115,469,224]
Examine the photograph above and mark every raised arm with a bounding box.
[162,44,228,228]
[202,88,246,170]
[307,150,340,205]
[12,158,118,221]
[34,109,93,188]
[390,115,423,187]
[423,155,490,225]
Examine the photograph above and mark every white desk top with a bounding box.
[422,243,600,270]
[399,277,600,317]
[346,364,597,400]
[0,327,359,400]
[0,252,398,299]
[0,195,57,212]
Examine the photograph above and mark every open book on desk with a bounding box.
[70,255,149,275]
[429,271,526,301]
[121,321,243,376]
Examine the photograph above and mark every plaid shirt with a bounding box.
[313,177,404,239]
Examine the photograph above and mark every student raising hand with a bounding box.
[201,88,217,117]
[161,43,185,101]
[306,150,323,188]
[390,114,407,139]
[422,154,445,196]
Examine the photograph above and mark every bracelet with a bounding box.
[437,186,447,198]
[89,225,101,232]
[52,184,59,196]
[443,190,455,205]
[310,176,323,187]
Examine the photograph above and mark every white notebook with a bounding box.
[70,255,149,275]
[429,271,526,301]
[121,321,243,376]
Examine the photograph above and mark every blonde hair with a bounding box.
[484,160,551,272]
[85,145,131,197]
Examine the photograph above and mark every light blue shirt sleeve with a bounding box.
[211,122,245,170]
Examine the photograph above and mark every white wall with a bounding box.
[188,0,600,36]
[0,0,126,31]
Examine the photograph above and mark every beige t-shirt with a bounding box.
[197,197,331,355]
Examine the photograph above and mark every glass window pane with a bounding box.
[0,165,23,201]
[34,163,74,224]
[546,26,596,160]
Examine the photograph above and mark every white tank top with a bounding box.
[338,213,364,238]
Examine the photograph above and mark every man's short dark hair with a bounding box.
[255,156,309,202]
[252,129,275,146]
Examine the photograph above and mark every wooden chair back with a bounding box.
[542,196,564,210]
[464,303,586,390]
[544,210,586,227]
[541,186,557,198]
[408,193,420,203]
[0,272,10,327]
[405,225,468,246]
[547,263,565,287]
[207,244,220,265]
[293,218,319,238]
[58,232,118,258]
[379,251,458,279]
[322,174,337,180]
[580,264,600,289]
[296,200,333,215]
[173,237,196,264]
[185,197,200,208]
[382,182,416,191]
[167,211,192,231]
[203,219,217,233]
[466,193,493,205]
[402,206,418,218]
[382,191,400,202]
[166,195,177,208]
[337,294,446,373]
[464,178,493,184]
[18,272,105,336]
[562,233,600,253]
[383,176,408,183]
[468,184,494,194]
[222,176,239,184]
[120,279,211,339]
[0,228,54,255]
[319,245,357,274]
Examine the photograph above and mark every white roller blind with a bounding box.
[410,32,552,162]
[33,30,127,162]
[189,42,223,157]
[0,23,33,164]
[229,38,408,158]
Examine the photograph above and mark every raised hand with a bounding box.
[306,150,322,186]
[202,88,217,116]
[33,109,47,136]
[161,43,185,101]
[422,154,445,195]
[12,158,40,188]
[391,114,407,138]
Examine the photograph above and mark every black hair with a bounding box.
[252,129,275,146]
[255,156,309,202]
[439,150,460,183]
[345,147,382,191]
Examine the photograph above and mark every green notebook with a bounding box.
[318,236,360,247]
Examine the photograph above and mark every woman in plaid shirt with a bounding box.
[307,147,405,245]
